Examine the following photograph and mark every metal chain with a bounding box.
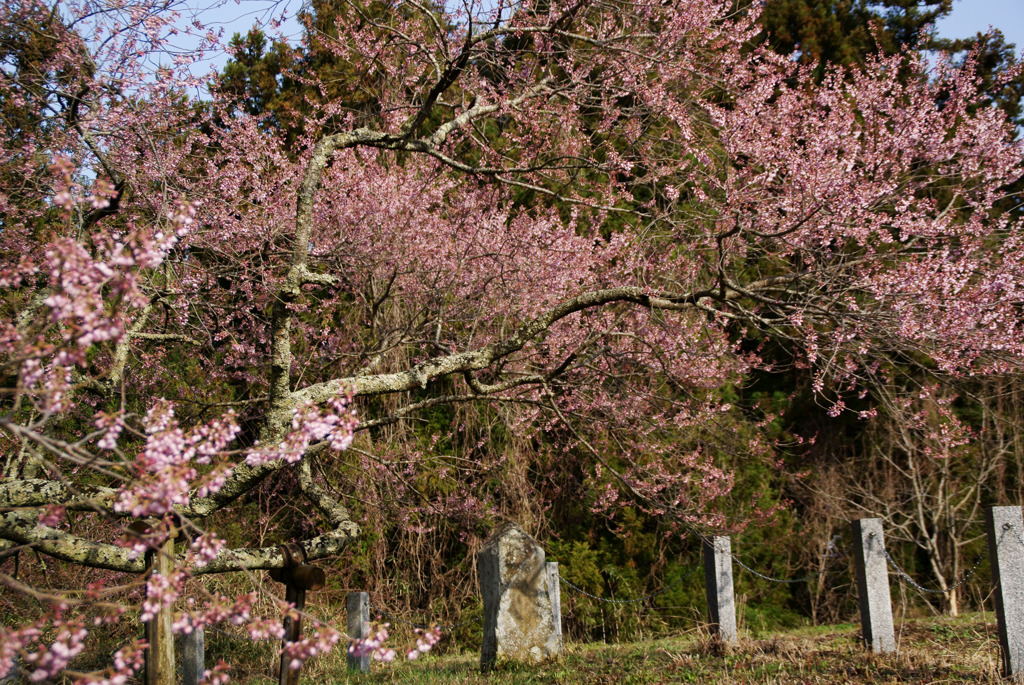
[1005,522,1024,549]
[206,608,338,643]
[731,555,826,584]
[557,561,701,604]
[367,600,481,631]
[730,535,843,584]
[206,625,279,642]
[204,528,993,636]
[881,546,986,595]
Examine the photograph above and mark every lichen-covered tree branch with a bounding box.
[1,0,1022,679]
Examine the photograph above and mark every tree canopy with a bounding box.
[1,0,1023,679]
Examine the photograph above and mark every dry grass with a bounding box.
[223,612,1007,684]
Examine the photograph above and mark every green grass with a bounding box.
[269,612,1009,684]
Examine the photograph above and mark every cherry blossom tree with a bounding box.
[1,0,1022,679]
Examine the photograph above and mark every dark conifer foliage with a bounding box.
[758,0,951,70]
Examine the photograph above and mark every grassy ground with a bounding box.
[303,614,1004,684]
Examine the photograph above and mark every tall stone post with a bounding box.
[546,562,562,652]
[986,506,1024,679]
[346,592,371,673]
[703,536,737,642]
[478,522,561,671]
[180,629,204,685]
[851,518,895,653]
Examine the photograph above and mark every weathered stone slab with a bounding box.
[479,522,560,670]
[851,518,895,653]
[703,536,737,642]
[987,506,1024,679]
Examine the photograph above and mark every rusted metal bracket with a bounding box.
[269,543,326,590]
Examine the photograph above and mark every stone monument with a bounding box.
[478,522,561,670]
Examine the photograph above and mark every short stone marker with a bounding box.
[851,518,895,653]
[180,629,204,685]
[0,656,18,684]
[346,592,371,673]
[703,536,737,642]
[546,561,562,652]
[986,506,1024,679]
[478,522,561,671]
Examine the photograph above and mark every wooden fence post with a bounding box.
[851,518,895,653]
[279,580,304,685]
[703,536,737,642]
[135,520,175,685]
[270,544,326,685]
[987,506,1024,679]
[346,592,370,673]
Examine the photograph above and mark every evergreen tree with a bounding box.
[758,0,1021,135]
[935,29,1023,131]
[214,0,392,145]
[758,0,951,70]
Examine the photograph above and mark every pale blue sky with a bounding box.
[937,0,1024,49]
[171,0,1024,86]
